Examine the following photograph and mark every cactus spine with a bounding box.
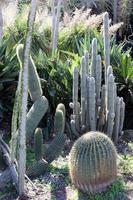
[69,132,117,194]
[69,12,125,143]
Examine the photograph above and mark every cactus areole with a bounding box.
[69,131,117,194]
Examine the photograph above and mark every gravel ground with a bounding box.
[0,137,133,200]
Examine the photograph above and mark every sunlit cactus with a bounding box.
[69,131,117,194]
[69,12,125,143]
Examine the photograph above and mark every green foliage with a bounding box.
[0,5,133,125]
[111,44,133,105]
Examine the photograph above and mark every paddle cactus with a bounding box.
[69,12,125,143]
[69,131,117,194]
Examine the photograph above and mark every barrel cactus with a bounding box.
[69,131,117,194]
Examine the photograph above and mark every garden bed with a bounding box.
[0,136,133,200]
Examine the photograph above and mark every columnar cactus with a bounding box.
[54,109,65,134]
[69,131,117,194]
[34,128,43,161]
[26,96,48,143]
[80,56,86,131]
[16,44,66,178]
[16,44,49,143]
[44,106,66,163]
[91,38,97,78]
[103,12,110,84]
[69,12,125,143]
[27,103,66,177]
[17,44,43,102]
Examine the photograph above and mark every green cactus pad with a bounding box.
[16,44,43,102]
[26,96,49,143]
[69,131,117,194]
[34,128,43,161]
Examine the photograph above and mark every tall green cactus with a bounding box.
[54,110,65,134]
[34,128,43,161]
[91,38,97,78]
[69,12,125,143]
[103,12,110,85]
[56,103,66,120]
[69,131,117,194]
[43,133,66,164]
[16,44,49,144]
[27,103,66,177]
[17,44,43,102]
[80,56,86,132]
[26,96,48,143]
[15,42,66,178]
[44,106,66,163]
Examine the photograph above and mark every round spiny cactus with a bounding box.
[69,131,117,194]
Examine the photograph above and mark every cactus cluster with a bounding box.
[69,13,125,143]
[16,44,66,178]
[17,44,49,143]
[27,103,66,177]
[69,131,117,194]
